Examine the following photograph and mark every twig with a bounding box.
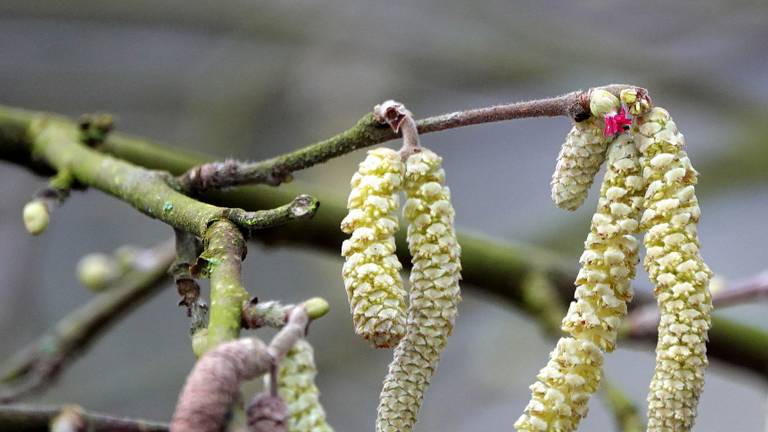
[626,270,768,339]
[171,229,204,318]
[711,271,768,308]
[174,84,645,192]
[241,297,330,330]
[0,404,167,432]
[0,241,174,403]
[223,194,320,234]
[170,308,309,432]
[10,112,317,237]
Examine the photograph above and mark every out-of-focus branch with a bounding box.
[170,308,309,432]
[626,270,768,339]
[173,85,645,191]
[0,241,175,403]
[0,404,168,432]
[602,378,644,432]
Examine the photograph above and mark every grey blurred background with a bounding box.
[1,1,767,430]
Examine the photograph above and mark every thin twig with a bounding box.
[170,308,309,432]
[0,404,167,432]
[174,84,645,192]
[626,270,768,339]
[0,241,175,403]
[241,297,330,330]
[171,229,204,320]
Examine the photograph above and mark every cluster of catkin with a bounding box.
[341,145,462,432]
[516,90,712,432]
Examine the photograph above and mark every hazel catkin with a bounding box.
[636,107,712,432]
[340,148,407,348]
[376,148,461,432]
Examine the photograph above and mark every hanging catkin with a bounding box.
[516,133,644,431]
[376,148,462,432]
[550,89,621,211]
[341,148,407,348]
[550,118,611,211]
[266,339,333,432]
[636,107,712,432]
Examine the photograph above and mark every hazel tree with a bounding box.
[0,84,764,432]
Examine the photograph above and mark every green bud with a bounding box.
[76,253,119,292]
[301,297,330,320]
[620,88,651,116]
[589,89,621,117]
[22,200,49,235]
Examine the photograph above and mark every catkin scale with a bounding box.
[516,134,644,431]
[266,339,333,432]
[340,148,407,348]
[637,107,712,432]
[550,118,613,211]
[376,149,461,432]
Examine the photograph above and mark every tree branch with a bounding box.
[1,97,767,378]
[0,106,316,237]
[0,404,167,432]
[174,84,644,191]
[201,220,248,351]
[0,241,175,403]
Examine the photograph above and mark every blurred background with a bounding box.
[1,1,767,430]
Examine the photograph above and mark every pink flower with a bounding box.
[603,107,632,136]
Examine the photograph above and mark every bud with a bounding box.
[620,88,651,116]
[589,89,621,117]
[637,107,712,431]
[301,297,330,320]
[76,253,119,292]
[377,149,461,432]
[22,200,50,235]
[340,147,407,348]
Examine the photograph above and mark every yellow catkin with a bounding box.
[268,339,333,432]
[516,133,644,431]
[636,107,712,432]
[550,118,613,211]
[340,148,407,348]
[376,149,462,432]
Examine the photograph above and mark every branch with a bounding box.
[0,404,167,432]
[626,270,768,338]
[0,241,174,402]
[201,220,248,351]
[601,378,644,432]
[2,98,767,378]
[241,297,330,330]
[170,308,309,432]
[0,107,316,238]
[174,84,645,191]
